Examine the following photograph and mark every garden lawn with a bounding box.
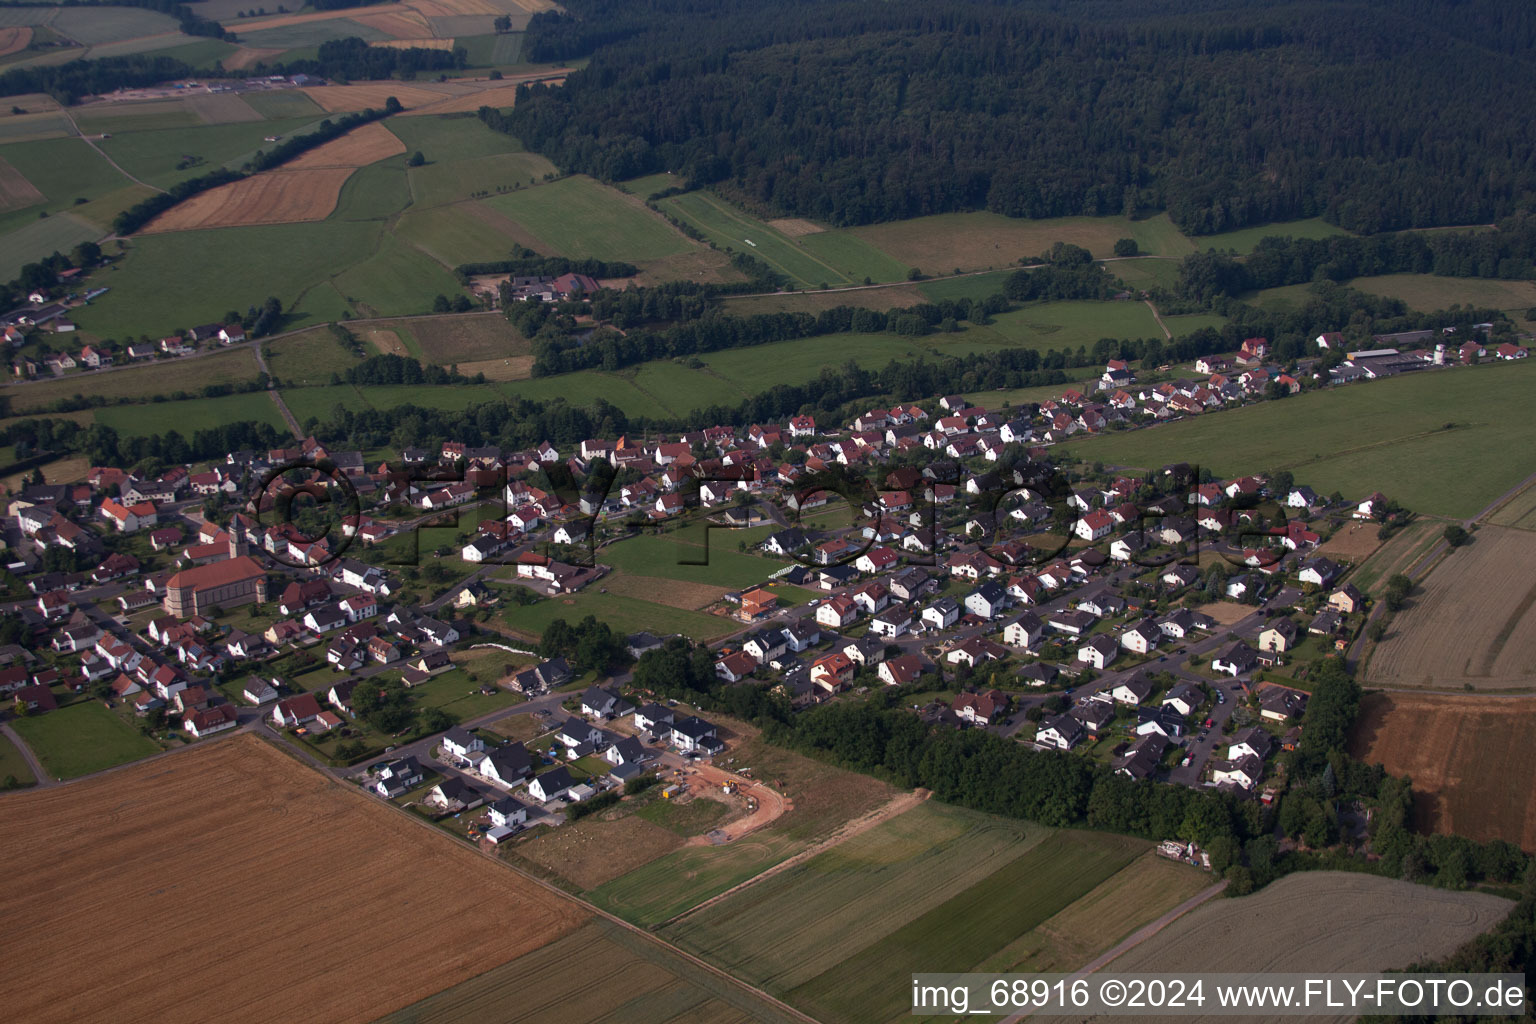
[10,701,160,780]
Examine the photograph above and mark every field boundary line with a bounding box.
[998,879,1227,1024]
[658,788,930,928]
[273,731,827,1024]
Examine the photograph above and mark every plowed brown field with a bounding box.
[141,167,353,231]
[1351,692,1536,850]
[0,734,588,1024]
[285,120,404,168]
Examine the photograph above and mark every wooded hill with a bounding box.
[503,0,1536,235]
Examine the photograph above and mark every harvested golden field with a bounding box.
[409,313,529,363]
[285,120,404,169]
[407,83,541,114]
[0,154,44,213]
[1,454,90,496]
[1352,692,1536,850]
[413,0,513,14]
[1314,520,1386,561]
[1368,525,1536,689]
[352,9,434,37]
[1489,481,1536,531]
[303,82,457,112]
[457,355,535,380]
[0,25,31,57]
[141,167,353,231]
[371,36,455,50]
[0,735,589,1024]
[766,217,823,237]
[185,91,263,124]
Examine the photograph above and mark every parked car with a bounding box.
[1181,756,1193,767]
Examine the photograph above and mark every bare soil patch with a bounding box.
[1368,525,1536,689]
[0,155,44,213]
[1315,520,1386,561]
[603,573,729,610]
[0,734,588,1024]
[1351,691,1536,850]
[513,813,685,889]
[1192,601,1255,626]
[766,217,823,237]
[141,167,353,231]
[0,26,32,57]
[286,120,404,169]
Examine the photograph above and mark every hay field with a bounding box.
[514,813,687,889]
[1062,872,1512,1024]
[140,166,353,231]
[1367,525,1536,689]
[408,313,529,363]
[362,326,412,356]
[850,211,1197,271]
[381,918,804,1024]
[0,735,588,1024]
[1352,692,1536,850]
[406,82,546,114]
[456,355,535,379]
[1489,481,1536,530]
[604,573,728,610]
[1314,520,1387,562]
[222,45,284,69]
[0,25,30,56]
[767,217,823,236]
[185,91,263,124]
[371,36,456,50]
[0,154,43,212]
[351,8,434,37]
[285,120,404,168]
[303,82,459,112]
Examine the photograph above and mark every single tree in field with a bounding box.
[494,14,512,33]
[1442,523,1469,547]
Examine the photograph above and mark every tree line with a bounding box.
[503,0,1536,234]
[630,637,1530,899]
[454,246,638,282]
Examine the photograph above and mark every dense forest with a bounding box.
[502,0,1536,233]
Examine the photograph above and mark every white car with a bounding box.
[1181,756,1193,767]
